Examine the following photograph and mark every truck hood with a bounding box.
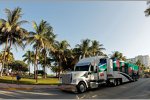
[70,71,87,79]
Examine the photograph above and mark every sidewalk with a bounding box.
[0,83,58,90]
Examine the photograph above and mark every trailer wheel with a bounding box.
[119,79,123,85]
[77,82,87,93]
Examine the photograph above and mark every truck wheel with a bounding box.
[113,79,117,86]
[117,79,122,85]
[77,82,87,93]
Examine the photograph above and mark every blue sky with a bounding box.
[0,1,150,73]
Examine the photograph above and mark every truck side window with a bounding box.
[91,65,94,71]
[100,59,107,65]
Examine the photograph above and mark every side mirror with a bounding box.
[94,70,97,73]
[94,66,98,73]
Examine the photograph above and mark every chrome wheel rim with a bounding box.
[114,80,117,86]
[118,80,120,85]
[79,84,85,92]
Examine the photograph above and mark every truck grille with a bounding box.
[61,74,72,84]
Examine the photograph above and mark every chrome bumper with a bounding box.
[58,84,77,92]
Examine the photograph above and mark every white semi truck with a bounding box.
[59,56,139,93]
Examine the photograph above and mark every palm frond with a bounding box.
[5,8,12,24]
[17,20,28,26]
[11,7,22,24]
[32,21,38,33]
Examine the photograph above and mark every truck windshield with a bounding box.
[75,65,89,71]
[99,59,107,65]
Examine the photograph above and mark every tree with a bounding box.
[26,20,55,82]
[52,40,70,77]
[76,39,91,58]
[39,53,53,78]
[135,60,145,71]
[50,66,60,77]
[39,30,56,79]
[90,40,105,56]
[144,1,150,16]
[0,7,28,76]
[1,49,14,75]
[22,50,34,76]
[111,51,126,61]
[8,60,28,73]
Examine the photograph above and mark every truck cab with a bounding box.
[59,56,107,93]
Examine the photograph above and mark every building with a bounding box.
[129,55,150,68]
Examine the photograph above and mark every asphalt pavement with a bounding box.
[0,78,150,99]
[0,83,58,90]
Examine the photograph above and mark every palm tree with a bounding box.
[76,39,91,58]
[39,54,52,78]
[26,20,55,82]
[90,40,105,56]
[1,48,14,76]
[136,60,145,71]
[40,31,56,78]
[0,7,28,76]
[52,40,70,77]
[41,49,47,78]
[22,50,34,76]
[144,1,150,16]
[111,51,126,61]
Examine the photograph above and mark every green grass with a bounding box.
[0,76,60,85]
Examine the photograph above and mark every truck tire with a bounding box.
[77,82,87,93]
[119,79,123,85]
[117,79,122,85]
[113,79,117,86]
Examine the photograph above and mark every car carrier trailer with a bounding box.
[59,56,139,93]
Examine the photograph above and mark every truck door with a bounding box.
[107,58,114,77]
[89,65,99,81]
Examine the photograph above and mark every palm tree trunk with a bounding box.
[94,52,95,56]
[0,37,9,77]
[43,66,46,78]
[28,63,30,76]
[58,59,62,79]
[35,48,38,83]
[34,62,36,79]
[82,54,85,59]
[6,39,12,76]
[44,54,47,78]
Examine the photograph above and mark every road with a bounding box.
[0,78,150,99]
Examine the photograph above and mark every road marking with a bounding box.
[92,95,97,98]
[15,90,58,96]
[0,90,25,99]
[0,90,14,94]
[76,95,80,99]
[80,95,86,99]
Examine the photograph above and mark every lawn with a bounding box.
[0,76,60,85]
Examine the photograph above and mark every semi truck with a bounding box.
[59,56,139,93]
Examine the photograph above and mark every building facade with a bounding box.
[129,55,150,68]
